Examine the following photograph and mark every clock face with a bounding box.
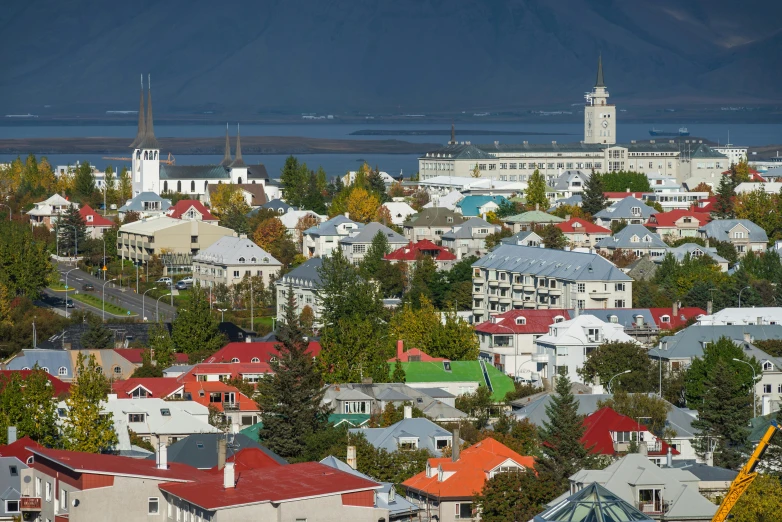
[602,120,608,128]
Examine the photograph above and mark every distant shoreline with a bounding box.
[349,129,573,136]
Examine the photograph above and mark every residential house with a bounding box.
[455,195,508,217]
[534,482,655,522]
[257,198,293,215]
[423,190,464,211]
[178,362,272,384]
[502,209,565,233]
[645,210,712,239]
[735,342,782,414]
[594,196,658,228]
[203,447,285,474]
[302,215,363,257]
[403,208,469,243]
[111,378,185,400]
[183,381,261,431]
[403,438,536,522]
[0,435,41,521]
[667,461,738,501]
[274,257,323,327]
[6,349,137,381]
[646,174,681,193]
[391,360,515,402]
[157,433,286,470]
[382,201,417,225]
[574,306,705,345]
[667,243,729,271]
[555,218,610,248]
[643,190,710,211]
[340,222,408,265]
[559,454,718,521]
[500,231,544,250]
[735,181,782,195]
[204,340,322,364]
[384,240,457,270]
[551,169,590,198]
[696,307,782,326]
[350,415,455,456]
[118,191,172,220]
[78,204,114,238]
[205,183,269,209]
[603,192,649,204]
[581,407,679,463]
[192,235,281,288]
[534,314,639,385]
[0,370,71,398]
[441,217,501,259]
[698,219,769,256]
[26,194,77,229]
[595,225,669,261]
[278,210,324,242]
[471,244,633,321]
[166,199,219,223]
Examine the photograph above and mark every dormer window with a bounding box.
[238,257,245,263]
[251,357,260,363]
[231,358,240,363]
[763,361,774,371]
[631,206,641,216]
[660,315,670,323]
[515,317,526,325]
[630,235,640,243]
[251,257,257,263]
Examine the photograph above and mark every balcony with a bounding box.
[537,287,549,295]
[548,288,562,296]
[472,275,484,283]
[488,280,499,287]
[499,296,511,304]
[488,295,499,302]
[522,284,536,292]
[512,298,525,307]
[498,280,510,289]
[20,497,42,512]
[590,291,610,300]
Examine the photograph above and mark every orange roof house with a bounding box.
[389,340,445,363]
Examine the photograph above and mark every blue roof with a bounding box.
[303,215,362,237]
[594,196,657,221]
[456,195,508,217]
[118,192,172,213]
[277,257,324,287]
[6,349,73,377]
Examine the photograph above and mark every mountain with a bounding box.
[0,0,779,116]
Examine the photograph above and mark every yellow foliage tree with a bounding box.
[728,473,782,522]
[345,187,380,223]
[252,217,287,252]
[210,184,249,217]
[390,296,440,350]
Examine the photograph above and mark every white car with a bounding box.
[156,277,172,285]
[179,276,194,284]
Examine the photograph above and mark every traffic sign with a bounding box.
[102,265,107,271]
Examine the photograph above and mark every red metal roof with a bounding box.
[603,192,649,200]
[692,196,717,213]
[646,210,712,228]
[166,200,218,221]
[78,204,115,228]
[204,341,322,364]
[0,370,71,397]
[475,309,572,335]
[205,448,284,474]
[114,348,189,365]
[159,461,380,510]
[183,381,258,412]
[384,240,457,262]
[112,378,184,398]
[31,447,204,482]
[648,307,704,330]
[0,436,43,464]
[389,340,445,362]
[555,218,610,234]
[581,407,679,457]
[178,362,273,383]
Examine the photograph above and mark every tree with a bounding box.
[360,231,391,279]
[148,321,176,369]
[256,287,328,460]
[728,473,782,522]
[404,255,437,309]
[456,386,494,429]
[525,169,548,210]
[63,353,118,453]
[691,182,713,196]
[81,314,114,349]
[537,224,567,250]
[475,470,561,522]
[366,165,390,203]
[485,227,514,249]
[58,204,87,255]
[210,184,250,217]
[294,214,320,249]
[0,368,59,446]
[685,336,759,408]
[552,203,587,220]
[171,284,226,362]
[496,199,522,219]
[376,261,406,298]
[610,218,628,234]
[597,391,672,437]
[131,350,164,378]
[578,341,654,393]
[734,189,781,242]
[300,305,315,336]
[471,163,481,178]
[73,162,97,203]
[713,172,736,219]
[301,170,327,214]
[582,171,608,216]
[0,220,53,298]
[599,171,652,192]
[221,205,250,235]
[343,187,381,223]
[103,165,117,208]
[392,359,406,382]
[280,156,309,208]
[118,166,133,204]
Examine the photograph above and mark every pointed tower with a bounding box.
[133,74,161,195]
[584,54,615,145]
[139,74,160,150]
[229,124,248,184]
[448,122,456,145]
[130,74,146,148]
[220,123,233,167]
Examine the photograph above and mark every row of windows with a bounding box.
[761,384,782,394]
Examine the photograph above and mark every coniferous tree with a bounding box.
[63,353,118,453]
[58,204,87,255]
[148,321,176,369]
[171,284,226,362]
[404,255,437,309]
[256,287,328,460]
[73,161,96,202]
[360,231,390,279]
[280,156,309,208]
[392,358,406,382]
[713,172,736,219]
[302,170,327,214]
[582,170,608,217]
[476,470,562,522]
[81,314,114,349]
[367,165,390,203]
[537,224,568,250]
[525,169,549,210]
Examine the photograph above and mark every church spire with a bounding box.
[139,74,159,149]
[230,123,246,169]
[595,54,605,88]
[130,74,146,148]
[220,123,233,166]
[449,122,456,145]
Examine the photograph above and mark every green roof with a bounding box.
[329,413,371,427]
[748,412,779,442]
[390,361,514,401]
[504,210,565,224]
[239,421,263,442]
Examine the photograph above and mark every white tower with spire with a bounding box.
[584,55,615,145]
[229,124,248,184]
[131,74,161,196]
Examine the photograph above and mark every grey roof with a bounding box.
[535,482,653,522]
[552,170,590,191]
[350,418,452,456]
[36,322,163,351]
[230,125,246,169]
[192,236,281,267]
[119,192,172,213]
[553,194,583,208]
[473,244,631,282]
[698,219,769,243]
[304,215,362,237]
[423,143,495,160]
[574,308,658,329]
[159,164,230,181]
[6,349,72,375]
[441,217,498,240]
[0,457,27,518]
[480,141,680,155]
[137,82,159,150]
[596,54,606,88]
[246,164,269,180]
[595,225,668,250]
[667,243,728,265]
[375,388,415,401]
[323,383,467,421]
[500,230,542,246]
[339,222,407,245]
[277,257,323,288]
[594,196,657,221]
[412,387,454,399]
[151,433,287,469]
[403,207,469,228]
[648,324,782,361]
[689,143,728,159]
[421,400,467,421]
[260,199,293,212]
[668,461,739,482]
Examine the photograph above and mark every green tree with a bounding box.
[366,165,390,203]
[360,230,390,280]
[256,287,328,460]
[597,391,672,437]
[81,314,114,349]
[63,353,118,453]
[171,283,226,362]
[578,341,654,393]
[131,350,164,378]
[148,321,176,369]
[537,223,567,250]
[582,171,608,216]
[728,473,782,522]
[456,386,494,429]
[525,169,548,210]
[713,172,736,219]
[73,161,97,202]
[495,199,522,219]
[0,220,53,298]
[599,171,652,192]
[610,218,629,235]
[302,170,327,214]
[58,204,87,255]
[390,297,478,361]
[0,368,59,446]
[404,255,437,309]
[475,470,561,522]
[280,156,309,208]
[118,166,133,204]
[376,261,406,298]
[485,227,514,249]
[685,336,759,408]
[103,165,117,208]
[392,359,406,382]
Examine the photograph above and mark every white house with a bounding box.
[696,307,782,326]
[192,235,282,288]
[302,215,362,258]
[382,202,417,226]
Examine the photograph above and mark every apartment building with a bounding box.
[302,215,362,257]
[274,257,323,327]
[470,244,632,322]
[192,235,282,288]
[339,221,407,265]
[698,219,768,256]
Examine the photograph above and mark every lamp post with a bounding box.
[608,369,632,394]
[732,358,757,415]
[102,278,118,320]
[738,286,751,308]
[142,287,158,322]
[157,293,172,322]
[250,278,254,333]
[217,308,227,322]
[64,268,78,318]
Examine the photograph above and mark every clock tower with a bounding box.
[584,55,616,145]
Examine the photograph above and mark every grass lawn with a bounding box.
[70,293,137,317]
[49,283,68,291]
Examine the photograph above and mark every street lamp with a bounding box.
[157,293,172,322]
[608,369,632,394]
[63,268,78,318]
[738,286,751,308]
[217,308,227,322]
[102,278,118,320]
[515,359,538,384]
[142,287,158,321]
[732,358,757,415]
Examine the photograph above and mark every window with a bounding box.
[615,283,625,292]
[615,431,633,442]
[614,299,625,308]
[763,384,772,394]
[734,231,745,239]
[231,357,240,363]
[455,502,473,519]
[660,315,670,323]
[778,384,782,394]
[113,366,122,375]
[60,489,68,510]
[149,497,160,515]
[233,270,240,278]
[128,413,146,423]
[352,244,366,254]
[763,361,774,371]
[58,366,67,376]
[5,500,20,514]
[251,357,260,363]
[577,283,586,293]
[46,481,52,502]
[36,477,41,497]
[343,401,368,414]
[132,387,149,398]
[160,408,171,416]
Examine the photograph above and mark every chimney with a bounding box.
[636,315,644,327]
[705,239,710,248]
[397,339,404,360]
[245,335,251,343]
[757,316,763,326]
[744,332,751,343]
[626,188,631,193]
[705,451,714,467]
[707,301,713,315]
[344,212,350,219]
[566,214,571,221]
[452,428,460,462]
[666,446,673,468]
[217,438,227,470]
[404,405,413,419]
[7,426,17,445]
[347,445,357,470]
[672,301,678,317]
[156,442,168,470]
[638,441,648,456]
[535,203,539,211]
[224,461,235,489]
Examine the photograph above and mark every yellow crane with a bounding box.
[711,419,781,522]
[101,152,176,164]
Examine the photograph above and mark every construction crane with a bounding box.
[101,152,176,164]
[711,419,781,522]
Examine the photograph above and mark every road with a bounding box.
[50,261,179,322]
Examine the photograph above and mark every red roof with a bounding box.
[159,461,380,510]
[403,438,536,499]
[389,340,445,362]
[0,436,43,464]
[475,309,572,335]
[78,204,114,228]
[183,381,259,412]
[114,348,189,365]
[0,370,71,397]
[166,200,218,222]
[31,447,204,482]
[692,196,717,213]
[555,218,610,234]
[384,240,457,262]
[179,362,273,383]
[582,407,679,457]
[603,192,649,200]
[646,210,712,228]
[648,307,704,330]
[112,378,184,398]
[204,341,322,364]
[205,448,284,474]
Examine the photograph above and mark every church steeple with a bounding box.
[449,122,456,145]
[130,74,146,148]
[595,54,605,88]
[220,123,233,167]
[138,74,159,150]
[230,124,246,169]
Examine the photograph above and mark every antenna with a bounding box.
[584,92,593,105]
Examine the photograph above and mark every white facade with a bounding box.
[192,236,282,289]
[734,182,782,194]
[711,145,748,166]
[382,202,417,226]
[584,58,615,145]
[695,307,782,326]
[643,191,710,211]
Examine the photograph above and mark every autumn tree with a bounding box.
[341,187,381,223]
[63,353,118,453]
[597,391,672,437]
[211,184,250,217]
[734,188,781,241]
[728,473,782,522]
[471,163,481,178]
[525,169,548,210]
[253,216,298,266]
[118,166,133,204]
[691,182,713,196]
[294,214,320,249]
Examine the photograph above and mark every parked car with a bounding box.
[65,299,75,308]
[82,283,95,291]
[156,277,173,285]
[175,281,191,290]
[179,276,194,284]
